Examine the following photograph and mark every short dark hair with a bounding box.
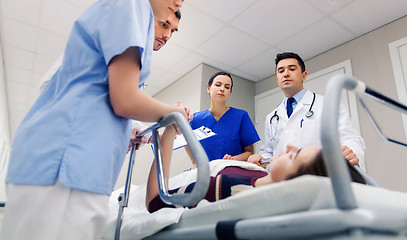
[175,9,181,20]
[275,52,306,73]
[287,150,366,185]
[207,71,233,92]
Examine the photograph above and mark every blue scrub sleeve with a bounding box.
[82,0,152,66]
[240,112,260,147]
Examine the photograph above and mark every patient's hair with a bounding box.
[287,150,366,184]
[208,72,233,92]
[275,52,306,73]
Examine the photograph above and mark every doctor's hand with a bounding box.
[342,145,359,166]
[128,127,149,152]
[223,154,235,160]
[248,154,263,166]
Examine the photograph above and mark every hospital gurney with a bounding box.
[106,74,407,240]
[113,112,211,240]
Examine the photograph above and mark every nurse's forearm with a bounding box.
[233,144,255,161]
[108,47,185,122]
[232,151,252,161]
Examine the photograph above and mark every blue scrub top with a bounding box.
[6,0,154,195]
[190,108,260,161]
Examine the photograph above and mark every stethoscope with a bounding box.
[269,92,316,140]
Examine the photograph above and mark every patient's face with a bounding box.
[269,145,321,182]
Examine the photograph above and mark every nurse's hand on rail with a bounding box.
[128,127,149,152]
[172,101,193,135]
[342,145,359,165]
[175,101,193,121]
[248,154,263,166]
[222,154,235,160]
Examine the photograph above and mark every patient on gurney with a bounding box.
[145,125,367,213]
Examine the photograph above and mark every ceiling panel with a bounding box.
[37,30,67,58]
[186,0,255,22]
[201,56,233,73]
[2,18,38,51]
[0,0,42,25]
[4,47,34,70]
[65,0,96,9]
[276,16,355,60]
[6,80,31,96]
[7,92,31,107]
[169,52,205,75]
[5,66,32,86]
[40,0,85,36]
[145,65,167,86]
[231,0,324,45]
[151,43,192,70]
[148,71,181,90]
[32,54,55,73]
[229,68,261,82]
[196,26,269,69]
[331,0,407,34]
[237,47,280,79]
[309,0,353,14]
[169,4,225,51]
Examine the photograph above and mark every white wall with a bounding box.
[0,38,11,202]
[255,16,407,192]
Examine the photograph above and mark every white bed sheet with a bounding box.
[101,160,267,240]
[169,175,407,230]
[101,161,407,240]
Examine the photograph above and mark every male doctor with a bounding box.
[248,52,366,171]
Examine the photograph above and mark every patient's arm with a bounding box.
[145,125,177,211]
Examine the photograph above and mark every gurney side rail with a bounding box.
[321,74,407,210]
[114,112,210,240]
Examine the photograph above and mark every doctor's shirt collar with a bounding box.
[284,88,307,109]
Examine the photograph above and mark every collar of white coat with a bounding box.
[300,89,315,106]
[280,89,314,119]
[284,88,307,108]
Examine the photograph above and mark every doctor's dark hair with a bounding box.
[275,52,306,73]
[207,72,233,92]
[175,9,181,20]
[286,150,366,184]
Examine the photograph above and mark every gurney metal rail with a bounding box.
[114,112,210,240]
[321,74,407,210]
[146,74,407,240]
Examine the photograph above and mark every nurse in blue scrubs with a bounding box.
[187,72,260,164]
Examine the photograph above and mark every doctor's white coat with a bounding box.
[259,90,366,171]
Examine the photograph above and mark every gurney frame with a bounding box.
[114,112,210,240]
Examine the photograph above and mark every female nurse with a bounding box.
[186,72,260,164]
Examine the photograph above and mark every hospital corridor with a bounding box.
[0,0,407,239]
